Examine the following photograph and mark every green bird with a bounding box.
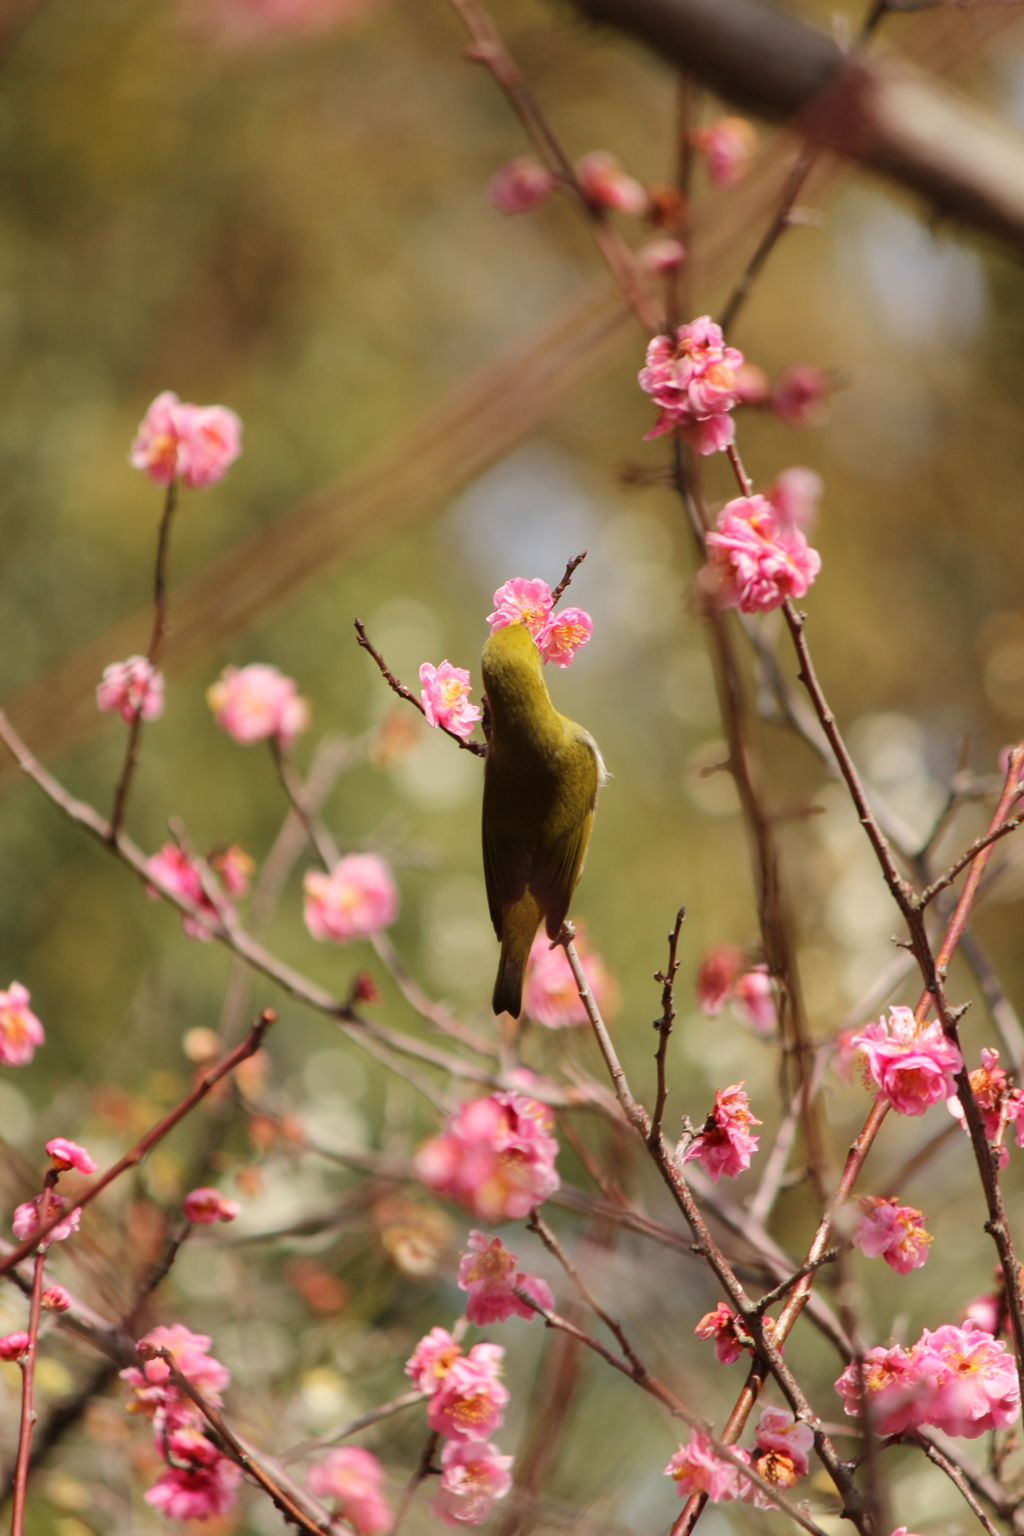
[481,621,606,1019]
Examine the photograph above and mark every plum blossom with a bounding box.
[41,1286,70,1312]
[414,1092,560,1219]
[145,1459,242,1521]
[522,932,613,1028]
[405,1327,462,1395]
[696,945,742,1015]
[753,1406,813,1482]
[853,1197,932,1274]
[684,1083,761,1182]
[46,1138,96,1176]
[306,1447,392,1536]
[695,1302,748,1365]
[427,1343,509,1441]
[850,1007,963,1116]
[835,1342,939,1436]
[536,607,592,668]
[732,966,777,1035]
[121,1325,230,1416]
[209,844,255,898]
[13,1195,80,1248]
[184,1187,241,1224]
[734,362,770,405]
[964,1292,1002,1335]
[457,1231,554,1324]
[96,656,164,724]
[487,578,553,641]
[0,1332,29,1361]
[692,116,758,188]
[947,1047,1024,1166]
[770,364,831,427]
[303,853,398,944]
[146,844,222,942]
[432,1440,514,1526]
[420,661,482,740]
[767,467,823,534]
[664,1432,750,1502]
[639,238,685,274]
[207,663,309,747]
[703,496,821,614]
[488,157,556,214]
[575,151,648,215]
[129,392,242,489]
[0,982,44,1067]
[638,316,744,450]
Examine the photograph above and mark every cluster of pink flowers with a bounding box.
[770,364,831,427]
[307,1447,391,1535]
[947,1047,1024,1166]
[405,1329,513,1524]
[420,661,483,740]
[12,1196,81,1247]
[691,116,758,189]
[0,981,44,1067]
[414,1092,560,1220]
[696,948,777,1035]
[96,656,164,725]
[122,1325,240,1520]
[664,1407,813,1506]
[703,495,821,614]
[457,1231,554,1324]
[849,1007,963,1116]
[684,1083,761,1183]
[521,931,614,1028]
[487,577,592,668]
[835,1320,1021,1439]
[146,844,225,942]
[575,151,648,215]
[488,157,556,215]
[694,1302,750,1366]
[852,1197,932,1274]
[129,391,242,490]
[303,852,398,944]
[638,316,744,452]
[183,1186,241,1224]
[207,663,309,748]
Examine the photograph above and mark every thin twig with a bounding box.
[914,1433,1003,1536]
[268,736,340,871]
[650,908,685,1145]
[390,1430,441,1536]
[354,619,486,757]
[917,814,1024,908]
[280,1392,426,1466]
[550,550,589,606]
[9,1181,52,1536]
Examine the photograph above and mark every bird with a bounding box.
[481,621,605,1019]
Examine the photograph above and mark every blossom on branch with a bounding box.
[522,932,613,1028]
[431,1440,514,1526]
[575,151,648,215]
[487,578,553,640]
[121,1324,230,1416]
[639,238,685,274]
[413,1092,560,1219]
[695,945,742,1015]
[96,656,165,724]
[684,1083,761,1182]
[420,661,482,739]
[770,365,831,427]
[703,496,821,614]
[751,1406,813,1495]
[41,1286,70,1312]
[732,966,777,1035]
[947,1047,1024,1166]
[303,853,398,943]
[426,1342,509,1441]
[405,1326,462,1394]
[694,1302,749,1365]
[207,663,309,747]
[13,1194,80,1247]
[766,466,823,533]
[183,1187,240,1224]
[638,316,744,450]
[487,157,556,214]
[145,1459,242,1521]
[209,844,255,898]
[850,1007,963,1116]
[46,1137,96,1176]
[146,844,223,942]
[853,1196,932,1273]
[691,116,758,188]
[0,982,44,1067]
[536,607,592,668]
[664,1431,750,1502]
[457,1230,553,1323]
[0,1332,29,1361]
[129,391,242,489]
[306,1447,392,1535]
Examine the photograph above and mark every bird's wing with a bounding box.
[534,730,601,939]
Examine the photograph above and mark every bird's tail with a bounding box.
[492,892,541,1018]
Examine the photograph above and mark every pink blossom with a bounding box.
[488,157,556,215]
[420,661,482,739]
[835,1343,940,1436]
[948,1048,1024,1166]
[413,1092,560,1220]
[306,1447,392,1536]
[963,1293,1001,1335]
[536,607,592,668]
[193,0,385,43]
[487,578,553,640]
[207,662,309,747]
[732,966,777,1036]
[146,844,222,942]
[692,116,758,189]
[303,853,399,944]
[122,1325,230,1415]
[431,1440,514,1526]
[427,1342,509,1442]
[853,1197,932,1274]
[46,1138,96,1176]
[41,1286,70,1312]
[0,983,44,1068]
[522,932,613,1028]
[0,1332,29,1361]
[13,1195,80,1248]
[915,1321,1021,1438]
[703,496,821,615]
[405,1327,462,1395]
[457,1230,554,1324]
[575,151,648,216]
[753,1407,813,1480]
[696,945,742,1015]
[638,317,744,450]
[851,1007,963,1116]
[184,1187,239,1224]
[639,238,685,274]
[766,467,823,534]
[770,365,831,427]
[734,362,770,405]
[684,1083,761,1183]
[695,1302,748,1365]
[209,844,255,898]
[129,391,242,489]
[664,1432,750,1502]
[145,1459,242,1520]
[96,656,164,724]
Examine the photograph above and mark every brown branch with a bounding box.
[354,618,487,757]
[651,908,685,1145]
[268,736,340,872]
[390,1431,441,1536]
[280,1392,426,1467]
[10,1187,51,1536]
[917,814,1024,909]
[550,550,589,607]
[913,1434,1003,1536]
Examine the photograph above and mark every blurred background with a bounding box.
[2,0,1024,1532]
